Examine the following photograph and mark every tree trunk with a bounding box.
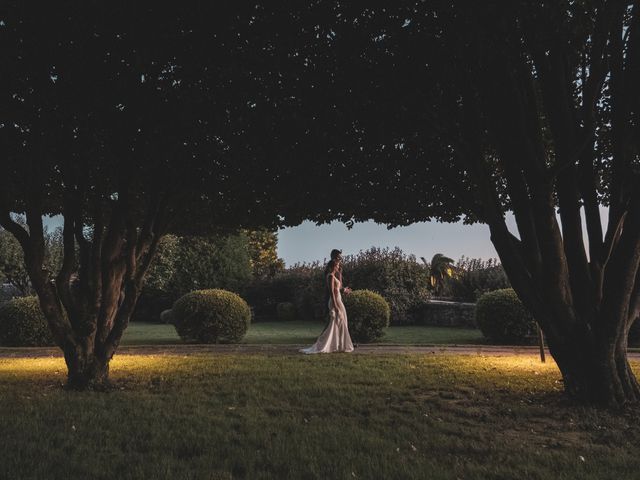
[64,346,110,390]
[544,327,640,407]
[56,278,140,390]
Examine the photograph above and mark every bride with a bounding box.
[300,257,354,354]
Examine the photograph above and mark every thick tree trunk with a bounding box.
[488,211,640,407]
[54,276,142,390]
[64,346,110,390]
[534,309,640,407]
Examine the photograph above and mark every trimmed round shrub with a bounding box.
[172,289,251,343]
[0,296,55,347]
[475,288,537,344]
[276,302,296,321]
[343,289,391,343]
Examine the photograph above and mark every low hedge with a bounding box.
[343,289,390,343]
[0,296,55,347]
[172,289,251,344]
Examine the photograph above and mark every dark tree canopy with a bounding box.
[1,1,640,406]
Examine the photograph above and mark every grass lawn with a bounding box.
[121,321,485,346]
[1,353,639,479]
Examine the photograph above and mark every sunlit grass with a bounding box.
[1,353,640,479]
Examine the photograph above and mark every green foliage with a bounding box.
[140,229,281,323]
[44,227,65,282]
[244,264,323,321]
[244,229,285,279]
[343,289,390,343]
[0,296,55,346]
[475,289,537,345]
[0,228,29,295]
[135,233,254,323]
[172,289,251,344]
[246,248,430,325]
[427,253,456,296]
[169,234,253,296]
[341,248,430,325]
[0,226,64,297]
[446,257,511,301]
[132,235,180,323]
[276,302,297,322]
[144,235,180,293]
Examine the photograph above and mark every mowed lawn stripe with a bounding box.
[120,321,485,346]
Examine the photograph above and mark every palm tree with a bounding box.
[422,254,456,297]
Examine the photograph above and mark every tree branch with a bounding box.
[629,266,640,326]
[600,186,640,344]
[55,189,79,322]
[0,211,30,251]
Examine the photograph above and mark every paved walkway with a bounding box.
[2,343,640,360]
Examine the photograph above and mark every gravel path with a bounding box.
[2,343,640,360]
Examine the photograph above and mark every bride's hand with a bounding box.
[344,287,352,294]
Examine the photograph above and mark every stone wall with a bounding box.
[411,300,477,328]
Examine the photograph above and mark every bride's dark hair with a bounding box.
[324,259,338,277]
[323,260,338,305]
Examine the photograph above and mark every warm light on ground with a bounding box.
[2,353,636,378]
[0,353,562,377]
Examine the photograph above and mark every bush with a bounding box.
[168,235,253,297]
[243,264,323,321]
[1,225,65,296]
[138,233,254,322]
[342,248,431,325]
[343,290,391,343]
[276,302,297,321]
[475,288,537,345]
[172,289,251,343]
[446,257,510,301]
[245,248,432,325]
[0,296,55,346]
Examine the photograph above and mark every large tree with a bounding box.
[292,0,640,406]
[0,3,304,388]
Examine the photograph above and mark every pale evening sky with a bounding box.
[43,207,609,268]
[277,220,503,266]
[277,206,610,266]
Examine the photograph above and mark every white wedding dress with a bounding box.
[300,273,354,354]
